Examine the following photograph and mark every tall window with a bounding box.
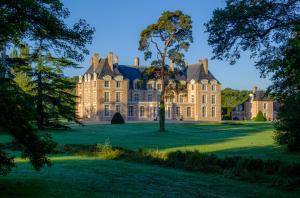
[140,106,145,117]
[187,107,191,118]
[128,106,134,116]
[94,81,96,87]
[104,80,110,88]
[202,84,207,91]
[116,92,121,102]
[116,104,121,113]
[212,95,216,105]
[104,105,109,116]
[179,95,184,103]
[147,94,153,102]
[153,107,156,117]
[263,103,267,110]
[104,92,110,102]
[191,95,194,103]
[212,84,216,91]
[176,107,180,117]
[157,94,160,102]
[191,84,194,90]
[116,81,121,88]
[202,106,206,117]
[167,107,171,118]
[212,106,216,117]
[134,93,139,102]
[202,94,207,104]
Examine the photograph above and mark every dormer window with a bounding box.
[116,81,121,88]
[157,84,161,90]
[147,83,153,90]
[202,84,207,91]
[212,84,216,91]
[104,80,110,88]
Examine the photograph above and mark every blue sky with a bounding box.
[63,0,271,90]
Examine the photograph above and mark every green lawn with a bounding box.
[1,122,300,197]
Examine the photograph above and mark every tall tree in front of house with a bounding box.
[205,0,300,151]
[138,10,193,132]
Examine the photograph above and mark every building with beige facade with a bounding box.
[76,52,221,122]
[232,86,279,121]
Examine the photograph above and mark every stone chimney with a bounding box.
[108,52,113,70]
[114,56,119,66]
[201,58,208,74]
[92,53,99,72]
[134,57,139,67]
[170,59,174,72]
[252,86,258,93]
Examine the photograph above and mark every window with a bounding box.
[167,107,171,118]
[104,92,110,102]
[134,82,138,89]
[104,80,110,88]
[116,104,121,113]
[212,84,216,91]
[153,107,157,117]
[187,107,191,118]
[263,112,267,117]
[104,105,109,116]
[191,84,194,90]
[176,107,180,117]
[147,84,153,90]
[93,92,97,104]
[202,84,207,91]
[116,81,121,88]
[212,95,216,105]
[94,81,96,87]
[140,106,145,117]
[116,92,121,102]
[202,94,207,104]
[202,106,207,117]
[157,94,160,102]
[134,93,139,102]
[191,95,194,103]
[263,103,267,110]
[179,95,184,103]
[157,84,161,90]
[212,106,216,117]
[147,94,153,102]
[128,106,134,116]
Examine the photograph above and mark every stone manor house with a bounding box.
[76,52,221,121]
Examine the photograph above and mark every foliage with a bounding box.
[221,88,250,118]
[275,93,300,152]
[254,111,267,121]
[0,0,94,174]
[205,0,300,151]
[138,10,193,131]
[111,112,125,124]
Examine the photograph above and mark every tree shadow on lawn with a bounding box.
[35,122,276,153]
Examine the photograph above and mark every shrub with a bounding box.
[111,112,125,124]
[254,111,267,121]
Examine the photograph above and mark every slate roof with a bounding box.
[187,63,219,82]
[84,58,121,77]
[253,90,272,101]
[83,59,219,86]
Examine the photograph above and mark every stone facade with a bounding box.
[76,52,221,122]
[232,86,279,121]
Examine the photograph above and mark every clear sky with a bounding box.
[62,0,271,90]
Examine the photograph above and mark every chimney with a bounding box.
[93,53,99,72]
[134,57,139,67]
[170,59,174,72]
[200,58,208,74]
[114,56,119,65]
[252,86,258,93]
[108,52,113,70]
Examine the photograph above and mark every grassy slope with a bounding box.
[1,156,299,198]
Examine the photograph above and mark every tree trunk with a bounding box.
[36,71,44,129]
[159,58,165,132]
